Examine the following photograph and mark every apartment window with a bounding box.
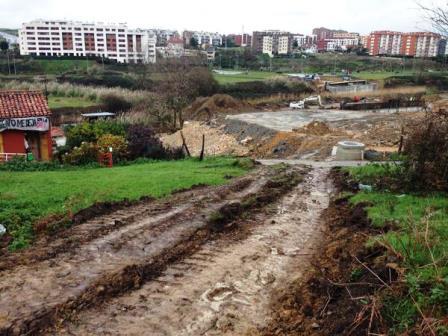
[118,29,125,32]
[25,26,34,30]
[51,27,59,30]
[37,27,49,30]
[27,37,36,40]
[38,37,50,40]
[75,28,81,31]
[28,47,36,50]
[97,28,103,32]
[38,32,49,35]
[118,34,125,38]
[76,48,83,51]
[51,32,59,35]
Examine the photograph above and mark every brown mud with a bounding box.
[0,166,306,335]
[258,169,398,336]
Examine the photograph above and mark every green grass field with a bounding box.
[48,95,98,109]
[213,70,283,84]
[348,164,448,334]
[0,157,251,250]
[34,59,96,74]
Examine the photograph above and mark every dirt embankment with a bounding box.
[0,166,305,336]
[258,169,399,335]
[161,121,249,156]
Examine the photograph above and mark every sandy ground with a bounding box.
[225,108,422,132]
[53,168,332,336]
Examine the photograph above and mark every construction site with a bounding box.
[2,68,446,336]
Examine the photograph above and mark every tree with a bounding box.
[293,40,299,49]
[157,58,218,129]
[0,40,9,52]
[190,37,199,49]
[419,3,448,36]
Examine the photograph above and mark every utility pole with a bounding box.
[6,50,11,75]
[12,54,16,75]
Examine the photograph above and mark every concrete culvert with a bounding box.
[336,141,365,161]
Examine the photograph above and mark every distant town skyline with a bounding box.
[0,0,446,35]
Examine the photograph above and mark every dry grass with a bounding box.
[322,86,427,100]
[0,81,154,106]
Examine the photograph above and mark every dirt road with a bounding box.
[0,166,332,335]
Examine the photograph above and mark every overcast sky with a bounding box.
[0,0,445,35]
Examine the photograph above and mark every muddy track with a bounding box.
[0,166,306,336]
[49,168,332,335]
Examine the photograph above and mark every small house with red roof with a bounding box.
[0,90,52,161]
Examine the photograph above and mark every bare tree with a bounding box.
[156,57,217,130]
[419,2,448,36]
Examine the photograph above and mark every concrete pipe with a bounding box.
[335,141,365,161]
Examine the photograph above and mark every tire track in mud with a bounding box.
[54,168,332,336]
[0,167,302,336]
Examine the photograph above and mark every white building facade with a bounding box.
[19,20,157,63]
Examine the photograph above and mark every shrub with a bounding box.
[63,142,99,165]
[126,124,185,160]
[97,134,128,162]
[126,124,165,160]
[65,121,127,150]
[100,93,132,112]
[402,110,448,191]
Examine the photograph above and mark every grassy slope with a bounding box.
[0,157,250,249]
[348,165,448,334]
[34,59,96,74]
[48,95,97,109]
[213,70,282,84]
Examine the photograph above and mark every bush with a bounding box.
[63,142,99,165]
[100,93,132,112]
[402,110,448,191]
[0,156,65,172]
[65,120,127,150]
[97,134,128,162]
[126,124,184,160]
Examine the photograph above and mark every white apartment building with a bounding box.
[325,37,359,51]
[19,20,157,64]
[192,32,223,48]
[278,35,292,54]
[415,34,441,57]
[262,36,274,57]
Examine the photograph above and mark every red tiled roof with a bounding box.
[0,90,51,119]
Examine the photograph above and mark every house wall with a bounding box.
[0,130,52,160]
[1,131,26,154]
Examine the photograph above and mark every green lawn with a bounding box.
[213,70,283,84]
[48,95,98,109]
[34,59,96,74]
[0,157,251,250]
[348,164,448,334]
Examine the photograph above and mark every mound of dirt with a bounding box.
[293,121,332,136]
[161,121,249,157]
[185,94,247,121]
[254,121,348,159]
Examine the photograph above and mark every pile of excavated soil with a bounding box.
[161,121,249,157]
[254,121,347,159]
[292,121,332,136]
[184,94,247,121]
